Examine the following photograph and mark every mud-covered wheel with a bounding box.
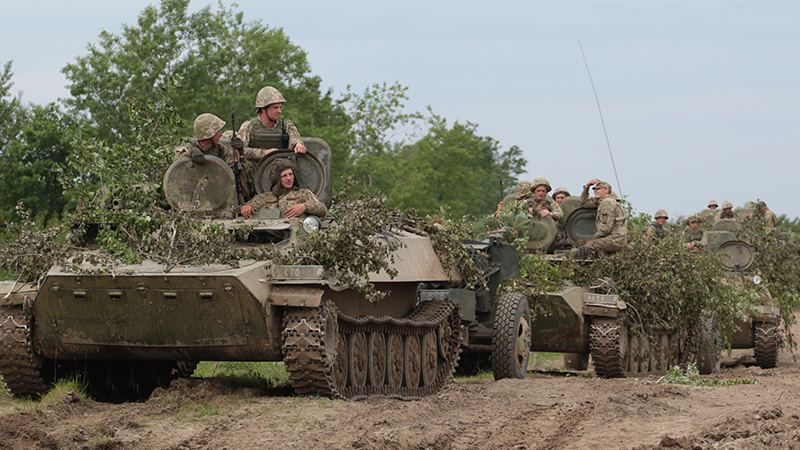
[696,317,721,375]
[348,332,368,388]
[386,333,403,388]
[421,332,438,386]
[403,335,422,388]
[333,330,348,390]
[562,353,589,371]
[754,321,780,369]
[589,317,627,378]
[367,332,386,387]
[492,292,531,380]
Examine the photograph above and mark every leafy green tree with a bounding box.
[62,0,352,176]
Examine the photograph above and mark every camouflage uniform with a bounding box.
[763,208,777,228]
[528,196,563,220]
[238,117,304,161]
[643,209,670,242]
[496,181,532,216]
[173,139,236,164]
[246,188,327,217]
[683,226,707,248]
[579,183,628,253]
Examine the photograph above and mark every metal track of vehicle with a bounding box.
[589,317,677,378]
[0,306,51,397]
[753,321,780,369]
[281,299,460,399]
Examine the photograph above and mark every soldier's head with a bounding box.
[270,158,297,192]
[655,209,668,225]
[255,86,286,123]
[552,187,570,204]
[757,200,768,212]
[687,215,700,231]
[592,181,612,199]
[193,113,226,146]
[532,177,551,201]
[513,181,533,200]
[707,200,718,210]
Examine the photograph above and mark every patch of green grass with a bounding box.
[193,361,290,389]
[39,377,89,405]
[530,352,562,365]
[454,370,495,383]
[177,400,220,422]
[657,364,758,387]
[0,269,13,280]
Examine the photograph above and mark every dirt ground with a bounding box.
[1,327,800,449]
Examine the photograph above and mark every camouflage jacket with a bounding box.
[238,117,304,161]
[528,196,563,220]
[246,188,327,217]
[643,222,671,241]
[580,187,628,241]
[683,226,707,248]
[763,209,777,228]
[173,140,236,164]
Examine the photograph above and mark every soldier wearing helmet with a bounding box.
[643,209,671,242]
[698,199,718,225]
[573,178,628,255]
[754,200,777,228]
[237,86,307,161]
[552,187,570,205]
[240,158,327,220]
[527,177,562,220]
[684,215,707,250]
[715,200,735,222]
[494,180,532,219]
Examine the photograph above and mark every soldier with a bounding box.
[552,187,570,205]
[240,158,327,219]
[238,86,307,161]
[574,179,628,254]
[716,201,735,221]
[707,200,719,211]
[684,215,707,250]
[495,180,532,219]
[527,177,562,220]
[756,201,778,228]
[699,200,719,224]
[643,209,671,242]
[173,113,255,202]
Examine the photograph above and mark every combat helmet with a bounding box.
[532,177,552,192]
[513,181,533,199]
[654,209,669,219]
[552,187,570,198]
[722,201,733,209]
[193,113,226,141]
[255,86,287,109]
[707,199,718,208]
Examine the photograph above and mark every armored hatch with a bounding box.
[704,230,736,253]
[253,138,332,206]
[712,218,740,234]
[565,208,597,242]
[163,156,237,214]
[558,196,581,226]
[717,240,754,271]
[526,216,558,251]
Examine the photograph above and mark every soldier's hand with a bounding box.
[285,204,306,219]
[540,209,551,217]
[240,204,254,219]
[230,135,245,152]
[258,148,279,159]
[190,152,206,166]
[294,143,307,154]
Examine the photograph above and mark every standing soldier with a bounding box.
[684,215,707,249]
[643,209,671,242]
[238,86,307,161]
[527,177,562,220]
[573,179,628,255]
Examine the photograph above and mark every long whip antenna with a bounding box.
[578,38,623,197]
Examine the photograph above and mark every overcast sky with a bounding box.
[2,1,798,219]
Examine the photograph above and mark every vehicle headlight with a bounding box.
[752,275,763,285]
[302,216,321,233]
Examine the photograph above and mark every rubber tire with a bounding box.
[696,317,721,375]
[754,321,780,369]
[492,292,531,380]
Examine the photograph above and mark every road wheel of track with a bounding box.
[348,332,368,388]
[492,292,531,380]
[367,332,386,387]
[421,332,438,386]
[403,335,421,388]
[589,317,627,378]
[333,330,348,390]
[386,333,403,388]
[754,321,780,369]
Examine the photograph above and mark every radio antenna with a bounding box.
[578,38,623,197]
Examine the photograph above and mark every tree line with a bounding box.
[0,0,525,225]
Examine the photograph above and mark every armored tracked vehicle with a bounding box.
[0,139,520,400]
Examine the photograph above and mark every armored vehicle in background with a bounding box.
[0,139,521,400]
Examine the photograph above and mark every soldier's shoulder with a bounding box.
[173,141,195,154]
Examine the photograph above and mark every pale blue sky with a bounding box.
[2,1,798,218]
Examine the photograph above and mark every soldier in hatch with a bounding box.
[552,187,570,205]
[572,179,628,255]
[643,209,671,242]
[237,86,307,161]
[527,177,562,220]
[715,201,735,222]
[240,158,327,219]
[684,215,707,250]
[755,200,778,229]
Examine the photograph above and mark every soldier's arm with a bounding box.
[247,192,278,211]
[579,185,597,207]
[285,120,304,150]
[549,199,563,220]
[300,190,327,217]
